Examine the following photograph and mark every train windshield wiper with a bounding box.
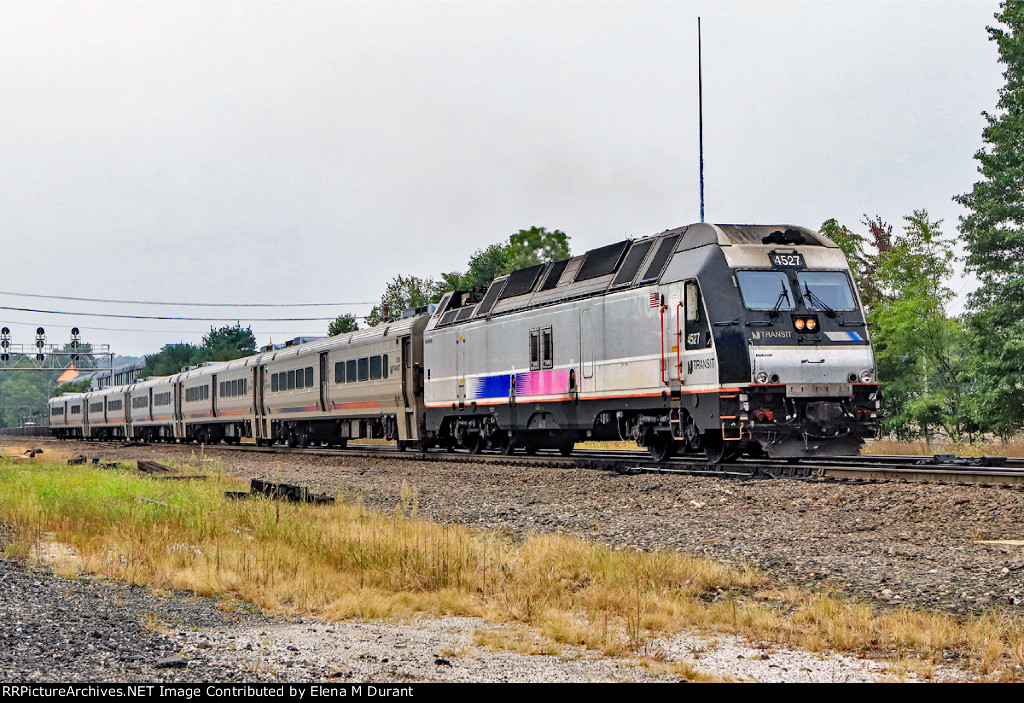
[769,283,791,318]
[803,285,837,318]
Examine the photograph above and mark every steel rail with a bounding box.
[13,435,1024,486]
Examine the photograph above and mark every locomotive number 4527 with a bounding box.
[769,252,806,268]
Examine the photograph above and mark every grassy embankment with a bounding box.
[0,452,1023,680]
[866,438,1024,458]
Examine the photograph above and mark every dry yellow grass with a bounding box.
[0,459,1022,679]
[866,438,1024,458]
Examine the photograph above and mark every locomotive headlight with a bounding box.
[794,318,805,331]
[805,317,817,331]
[859,369,873,383]
[755,370,769,384]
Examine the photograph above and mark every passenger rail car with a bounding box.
[48,313,429,450]
[257,314,427,448]
[421,223,881,461]
[49,393,85,439]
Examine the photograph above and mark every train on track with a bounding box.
[49,222,881,462]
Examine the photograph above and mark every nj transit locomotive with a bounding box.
[49,222,880,462]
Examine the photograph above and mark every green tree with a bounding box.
[53,379,92,396]
[328,313,360,336]
[365,275,445,326]
[954,0,1024,438]
[826,212,974,440]
[440,227,572,293]
[508,226,571,271]
[0,374,48,427]
[191,324,256,365]
[142,343,198,377]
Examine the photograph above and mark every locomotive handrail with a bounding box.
[660,305,667,384]
[675,302,684,381]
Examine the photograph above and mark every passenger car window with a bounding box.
[370,356,382,380]
[358,358,369,382]
[335,361,344,383]
[305,367,314,387]
[347,360,356,383]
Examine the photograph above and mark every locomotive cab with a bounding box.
[657,223,880,459]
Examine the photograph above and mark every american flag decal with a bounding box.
[649,292,661,308]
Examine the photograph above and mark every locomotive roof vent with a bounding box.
[574,239,630,282]
[762,228,807,245]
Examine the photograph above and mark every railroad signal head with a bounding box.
[1,327,8,336]
[71,327,80,336]
[36,327,44,336]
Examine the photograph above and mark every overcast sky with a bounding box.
[0,0,1005,357]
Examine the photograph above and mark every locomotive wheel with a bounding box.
[648,434,675,462]
[703,433,737,464]
[297,432,309,449]
[470,434,487,455]
[499,432,516,455]
[558,441,574,457]
[524,444,539,455]
[286,431,298,448]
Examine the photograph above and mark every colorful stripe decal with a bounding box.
[278,405,323,414]
[329,401,383,410]
[467,369,571,400]
[825,331,865,342]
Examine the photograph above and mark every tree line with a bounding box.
[837,2,1023,442]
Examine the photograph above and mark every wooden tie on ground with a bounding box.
[226,478,335,505]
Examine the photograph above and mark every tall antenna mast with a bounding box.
[698,17,705,223]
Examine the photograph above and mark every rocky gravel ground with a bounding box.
[86,441,1024,617]
[0,551,962,683]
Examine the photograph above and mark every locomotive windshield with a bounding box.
[736,271,795,310]
[797,271,857,311]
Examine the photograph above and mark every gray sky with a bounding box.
[0,0,1005,357]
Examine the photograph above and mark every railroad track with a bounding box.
[11,435,1024,487]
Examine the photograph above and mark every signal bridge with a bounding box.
[0,326,114,376]
[0,344,114,371]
